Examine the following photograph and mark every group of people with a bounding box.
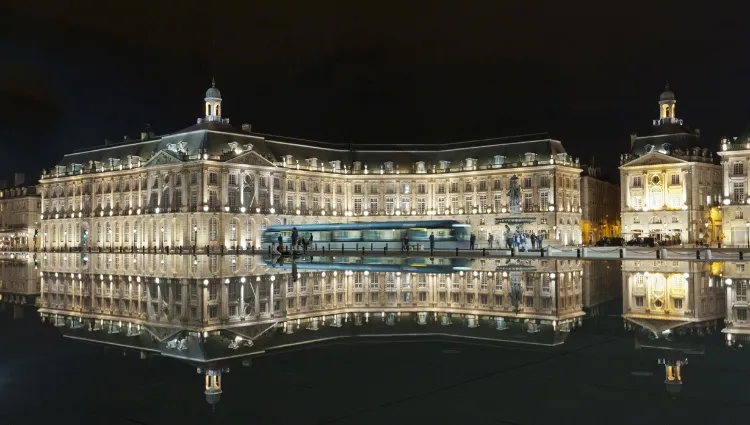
[275,227,314,255]
[504,231,544,251]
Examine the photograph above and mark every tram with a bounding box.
[262,220,471,250]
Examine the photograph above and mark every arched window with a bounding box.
[206,102,211,116]
[209,217,218,241]
[215,105,220,116]
[163,190,170,210]
[243,187,252,207]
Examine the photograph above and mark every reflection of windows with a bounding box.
[738,309,747,321]
[635,296,644,307]
[736,210,745,220]
[673,298,683,309]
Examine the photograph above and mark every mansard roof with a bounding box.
[256,131,570,169]
[54,123,573,173]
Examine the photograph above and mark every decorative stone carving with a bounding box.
[226,151,275,167]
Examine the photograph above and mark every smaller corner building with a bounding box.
[619,84,723,244]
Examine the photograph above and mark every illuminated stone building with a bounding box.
[37,253,584,407]
[717,125,750,247]
[580,165,620,244]
[619,84,722,244]
[37,81,585,251]
[622,260,725,336]
[0,178,41,251]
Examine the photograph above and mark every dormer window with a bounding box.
[555,153,568,163]
[415,161,426,173]
[307,158,319,168]
[465,158,476,170]
[644,144,655,153]
[524,153,536,162]
[284,155,293,165]
[493,155,505,166]
[384,161,394,173]
[353,161,362,172]
[439,160,450,170]
[328,160,340,171]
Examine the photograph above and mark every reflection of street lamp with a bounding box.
[133,229,137,251]
[64,231,67,250]
[193,225,198,251]
[745,221,749,249]
[108,229,112,251]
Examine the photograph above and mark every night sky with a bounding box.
[1,1,749,183]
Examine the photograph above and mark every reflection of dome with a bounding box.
[660,84,675,102]
[206,78,221,99]
[665,381,682,396]
[206,392,222,406]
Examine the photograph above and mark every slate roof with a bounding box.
[56,118,570,171]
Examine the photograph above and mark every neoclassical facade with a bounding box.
[619,85,722,244]
[37,81,585,252]
[0,185,40,251]
[717,126,750,247]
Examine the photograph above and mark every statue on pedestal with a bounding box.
[508,174,522,214]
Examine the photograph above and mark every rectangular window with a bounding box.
[228,191,238,207]
[208,191,218,209]
[437,197,445,213]
[736,210,744,220]
[417,198,426,214]
[738,309,748,321]
[478,195,487,211]
[354,199,362,215]
[464,196,473,210]
[493,179,501,190]
[385,196,394,214]
[632,176,642,188]
[369,198,378,212]
[540,192,549,210]
[522,177,532,188]
[671,174,680,185]
[190,173,198,185]
[287,180,295,191]
[209,173,218,185]
[402,183,410,194]
[539,176,550,188]
[734,182,745,203]
[228,174,237,185]
[494,194,502,212]
[190,192,198,209]
[464,182,472,192]
[287,196,294,211]
[354,184,362,194]
[524,193,533,210]
[734,162,745,176]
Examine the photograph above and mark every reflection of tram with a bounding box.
[262,220,471,250]
[264,255,472,273]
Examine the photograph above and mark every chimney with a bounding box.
[241,124,251,132]
[695,128,701,137]
[104,138,111,146]
[13,173,25,187]
[197,118,203,124]
[630,133,637,149]
[124,135,130,142]
[140,131,149,141]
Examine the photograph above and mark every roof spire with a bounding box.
[212,77,216,88]
[665,80,670,91]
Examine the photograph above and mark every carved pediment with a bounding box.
[166,141,187,154]
[621,152,687,168]
[226,150,276,167]
[143,150,183,167]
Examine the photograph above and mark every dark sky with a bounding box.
[1,1,748,183]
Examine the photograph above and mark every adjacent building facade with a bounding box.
[619,85,722,244]
[0,174,41,251]
[580,165,620,244]
[38,81,585,251]
[717,126,750,247]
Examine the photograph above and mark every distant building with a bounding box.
[619,84,722,244]
[721,262,750,345]
[717,126,750,247]
[0,173,41,251]
[38,80,586,250]
[580,164,620,244]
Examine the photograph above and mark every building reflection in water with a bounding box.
[622,259,724,396]
[35,253,588,408]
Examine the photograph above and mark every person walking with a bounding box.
[429,232,435,251]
